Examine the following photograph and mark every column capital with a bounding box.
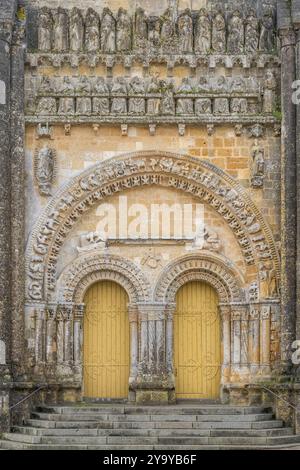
[136,303,168,321]
[279,28,296,47]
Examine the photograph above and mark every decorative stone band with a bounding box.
[25,151,280,302]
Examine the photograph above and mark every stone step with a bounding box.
[12,425,293,438]
[37,405,270,416]
[30,411,275,422]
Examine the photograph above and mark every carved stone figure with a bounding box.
[76,97,91,115]
[69,8,84,52]
[230,77,246,93]
[214,98,229,114]
[148,18,161,48]
[36,97,57,115]
[116,8,132,52]
[203,228,222,252]
[39,77,55,94]
[38,7,53,51]
[134,8,148,49]
[161,8,176,51]
[59,77,74,95]
[195,98,212,115]
[58,97,75,115]
[195,9,211,54]
[231,98,248,114]
[196,77,210,93]
[227,10,244,54]
[147,75,161,115]
[93,97,110,115]
[128,77,145,115]
[214,76,228,93]
[211,11,226,53]
[101,8,116,53]
[76,76,91,94]
[176,78,194,114]
[111,78,127,114]
[259,12,275,52]
[259,262,278,298]
[251,140,265,187]
[35,145,55,196]
[94,77,109,94]
[161,81,175,115]
[178,9,193,54]
[85,8,100,52]
[263,71,276,113]
[53,7,68,52]
[245,10,259,53]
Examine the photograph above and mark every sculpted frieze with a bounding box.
[35,7,277,56]
[26,153,279,302]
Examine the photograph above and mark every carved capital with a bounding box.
[137,303,167,321]
[279,28,296,48]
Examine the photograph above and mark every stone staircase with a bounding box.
[1,404,300,450]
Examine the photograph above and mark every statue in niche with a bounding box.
[176,78,194,115]
[35,145,55,196]
[58,97,75,115]
[178,9,193,54]
[245,10,259,53]
[101,8,116,53]
[76,97,91,115]
[231,98,248,114]
[53,7,68,52]
[85,8,100,52]
[211,11,226,53]
[259,262,278,298]
[161,81,175,115]
[259,12,275,52]
[148,18,161,49]
[111,77,128,114]
[134,8,148,49]
[214,98,229,114]
[93,77,109,114]
[161,8,176,51]
[116,8,132,52]
[195,76,210,93]
[76,76,91,94]
[251,140,265,187]
[263,71,276,113]
[128,76,145,115]
[59,76,74,95]
[195,9,211,54]
[36,97,57,115]
[69,7,84,52]
[195,98,212,115]
[147,73,161,115]
[227,10,244,54]
[38,7,53,51]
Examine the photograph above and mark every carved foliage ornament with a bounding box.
[26,152,279,302]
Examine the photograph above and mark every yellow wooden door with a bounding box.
[174,281,221,399]
[83,281,130,398]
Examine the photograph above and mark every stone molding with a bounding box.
[25,151,280,302]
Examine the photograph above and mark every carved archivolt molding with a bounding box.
[26,151,280,302]
[58,253,151,304]
[154,254,244,304]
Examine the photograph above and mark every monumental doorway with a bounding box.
[83,281,130,399]
[174,281,221,400]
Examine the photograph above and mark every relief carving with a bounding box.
[38,7,53,52]
[259,12,275,52]
[101,8,116,53]
[245,10,259,53]
[116,8,132,52]
[251,140,265,188]
[35,145,55,196]
[178,9,193,54]
[85,8,100,52]
[227,10,244,54]
[53,7,68,52]
[195,9,211,54]
[69,7,84,52]
[211,11,226,53]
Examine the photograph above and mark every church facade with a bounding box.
[0,0,300,434]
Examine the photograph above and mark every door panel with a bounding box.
[174,281,221,399]
[83,281,129,398]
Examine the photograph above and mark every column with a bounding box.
[73,304,84,365]
[128,305,138,383]
[45,305,57,365]
[248,306,260,375]
[219,305,231,385]
[34,307,46,375]
[278,14,297,374]
[260,305,271,376]
[165,304,176,377]
[231,310,241,373]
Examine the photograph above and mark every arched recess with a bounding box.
[57,253,151,304]
[25,150,280,302]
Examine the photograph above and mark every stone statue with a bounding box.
[231,98,248,114]
[176,78,194,114]
[76,97,92,115]
[58,97,75,115]
[211,11,226,53]
[134,8,148,49]
[59,76,74,95]
[195,76,210,93]
[35,145,55,196]
[245,10,259,53]
[38,7,53,51]
[195,98,212,115]
[195,9,211,54]
[259,12,275,52]
[230,77,246,93]
[251,140,265,187]
[94,77,109,94]
[161,81,175,115]
[214,76,228,93]
[111,77,127,114]
[39,76,54,94]
[69,8,84,52]
[76,76,91,94]
[161,8,176,51]
[263,71,276,113]
[53,7,69,52]
[85,8,100,52]
[259,262,278,298]
[148,18,161,48]
[227,10,244,54]
[178,9,193,54]
[101,8,116,53]
[147,74,161,115]
[36,97,57,115]
[214,98,229,114]
[128,76,145,115]
[116,8,132,52]
[93,78,109,114]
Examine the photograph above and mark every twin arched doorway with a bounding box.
[83,280,221,400]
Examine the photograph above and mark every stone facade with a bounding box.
[0,0,300,434]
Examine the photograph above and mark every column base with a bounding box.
[135,389,175,405]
